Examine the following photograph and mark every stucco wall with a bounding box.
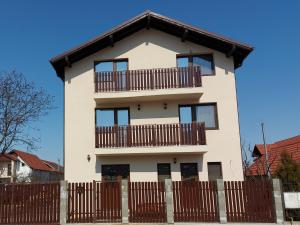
[64,29,243,182]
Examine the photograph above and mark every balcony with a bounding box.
[95,122,207,156]
[94,67,203,103]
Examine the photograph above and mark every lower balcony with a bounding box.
[95,122,207,156]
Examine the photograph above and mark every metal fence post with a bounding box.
[164,179,174,224]
[216,179,227,223]
[272,179,284,224]
[60,180,68,225]
[121,179,129,224]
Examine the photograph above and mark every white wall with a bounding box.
[64,29,243,182]
[15,157,32,182]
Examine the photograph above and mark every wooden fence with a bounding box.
[95,66,202,92]
[67,181,121,223]
[224,180,275,223]
[128,182,166,223]
[0,182,60,224]
[173,181,219,222]
[95,122,206,148]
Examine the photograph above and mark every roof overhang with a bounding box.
[50,10,253,80]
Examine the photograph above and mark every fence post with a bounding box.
[272,179,284,224]
[164,179,174,224]
[121,179,129,224]
[216,179,227,224]
[60,180,68,225]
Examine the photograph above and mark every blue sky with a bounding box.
[1,0,299,163]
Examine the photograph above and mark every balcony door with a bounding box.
[96,108,129,146]
[95,59,128,91]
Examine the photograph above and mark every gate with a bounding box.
[128,181,166,223]
[172,181,219,222]
[67,181,121,223]
[224,180,275,223]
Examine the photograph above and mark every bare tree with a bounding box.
[241,139,253,177]
[0,71,53,154]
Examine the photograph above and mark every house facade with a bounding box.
[51,11,253,182]
[0,150,63,183]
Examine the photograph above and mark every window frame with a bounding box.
[176,53,215,76]
[101,164,130,182]
[94,58,129,72]
[180,163,199,181]
[178,103,219,130]
[157,163,171,182]
[95,107,130,127]
[207,162,223,181]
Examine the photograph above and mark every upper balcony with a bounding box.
[94,122,207,156]
[94,66,203,103]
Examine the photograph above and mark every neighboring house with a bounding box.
[50,11,253,182]
[246,135,300,176]
[0,150,63,183]
[0,154,17,183]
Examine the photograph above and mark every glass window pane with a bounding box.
[102,164,129,181]
[177,57,189,67]
[193,55,214,75]
[179,106,192,123]
[116,61,128,71]
[180,163,198,181]
[157,163,171,182]
[117,109,129,126]
[196,105,216,128]
[95,61,113,72]
[208,162,222,181]
[96,109,114,127]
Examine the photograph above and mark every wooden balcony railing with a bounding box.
[95,66,202,92]
[95,122,206,148]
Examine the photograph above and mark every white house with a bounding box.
[50,11,253,182]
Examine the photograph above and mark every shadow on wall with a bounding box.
[95,155,204,175]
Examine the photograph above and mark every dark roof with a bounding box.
[246,135,300,176]
[50,10,253,80]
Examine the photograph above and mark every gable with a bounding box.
[50,10,253,80]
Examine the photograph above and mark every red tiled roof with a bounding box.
[0,153,17,162]
[42,160,63,173]
[9,150,61,172]
[247,135,300,176]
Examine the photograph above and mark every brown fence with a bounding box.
[0,182,60,224]
[67,181,121,223]
[95,122,206,148]
[95,66,202,92]
[173,181,219,222]
[128,182,166,223]
[224,180,275,223]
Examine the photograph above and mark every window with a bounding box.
[95,60,128,72]
[177,54,215,75]
[208,162,223,181]
[7,163,11,176]
[96,108,129,127]
[102,164,130,181]
[180,163,198,181]
[179,103,218,129]
[157,163,171,182]
[95,60,128,89]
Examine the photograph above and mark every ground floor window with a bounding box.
[180,163,198,181]
[157,163,171,182]
[102,164,129,182]
[207,162,223,181]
